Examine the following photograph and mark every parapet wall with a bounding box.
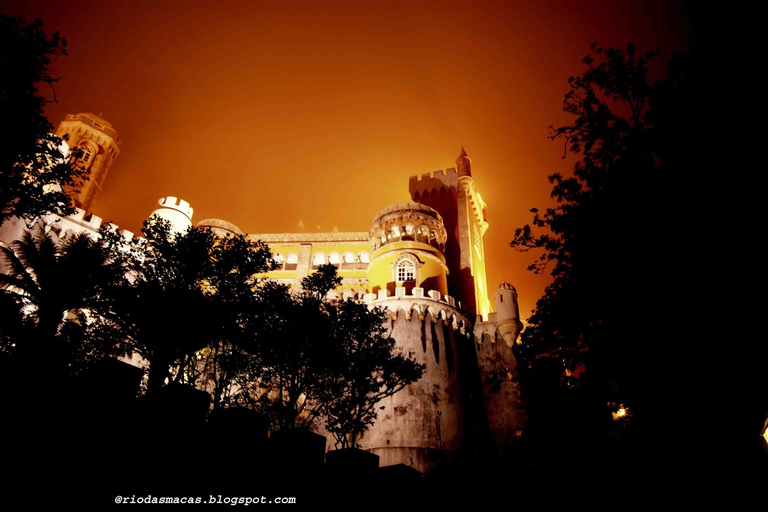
[61,113,121,143]
[408,168,458,199]
[358,284,479,475]
[155,196,193,220]
[59,208,135,240]
[363,286,469,334]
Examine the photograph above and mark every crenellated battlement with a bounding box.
[156,196,193,220]
[408,168,459,199]
[62,207,134,240]
[363,286,470,334]
[61,113,121,143]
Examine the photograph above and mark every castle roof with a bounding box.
[456,147,472,178]
[370,202,442,224]
[496,282,518,293]
[196,218,244,236]
[63,113,121,143]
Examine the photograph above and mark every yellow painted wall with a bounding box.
[368,241,448,296]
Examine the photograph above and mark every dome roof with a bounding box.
[497,282,517,293]
[370,202,442,224]
[196,218,244,236]
[369,202,447,252]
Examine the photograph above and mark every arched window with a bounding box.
[285,253,299,270]
[77,142,96,169]
[273,253,285,270]
[312,253,325,268]
[341,251,356,269]
[328,252,341,266]
[396,258,415,282]
[402,223,415,240]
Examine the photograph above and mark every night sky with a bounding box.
[1,0,695,322]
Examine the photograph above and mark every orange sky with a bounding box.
[2,0,694,323]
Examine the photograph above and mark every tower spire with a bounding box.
[457,147,472,178]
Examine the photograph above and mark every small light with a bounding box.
[612,406,628,421]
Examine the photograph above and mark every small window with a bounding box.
[78,142,95,169]
[396,258,415,282]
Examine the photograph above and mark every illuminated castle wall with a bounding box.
[0,114,527,476]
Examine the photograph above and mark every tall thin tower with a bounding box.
[409,148,491,321]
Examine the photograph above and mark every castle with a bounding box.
[0,113,527,476]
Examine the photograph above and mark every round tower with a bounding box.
[474,282,528,459]
[149,196,193,234]
[494,282,523,347]
[367,202,449,298]
[361,202,487,476]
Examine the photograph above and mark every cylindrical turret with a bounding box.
[361,202,479,476]
[456,147,472,178]
[149,196,193,235]
[367,202,449,298]
[494,282,523,347]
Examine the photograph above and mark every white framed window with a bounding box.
[77,142,96,169]
[285,253,299,270]
[396,258,415,282]
[312,253,325,267]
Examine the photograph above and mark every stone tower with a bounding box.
[474,283,527,460]
[409,149,492,322]
[55,113,121,213]
[494,282,523,348]
[360,202,489,475]
[149,196,194,234]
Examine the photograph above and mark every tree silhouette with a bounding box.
[321,298,424,449]
[0,15,85,226]
[511,44,692,470]
[103,217,274,396]
[252,265,342,431]
[190,231,276,411]
[0,221,126,376]
[249,264,424,437]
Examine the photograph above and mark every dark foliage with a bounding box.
[0,221,127,375]
[510,43,708,474]
[250,264,424,439]
[0,14,85,225]
[249,265,345,430]
[101,216,275,396]
[321,298,424,449]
